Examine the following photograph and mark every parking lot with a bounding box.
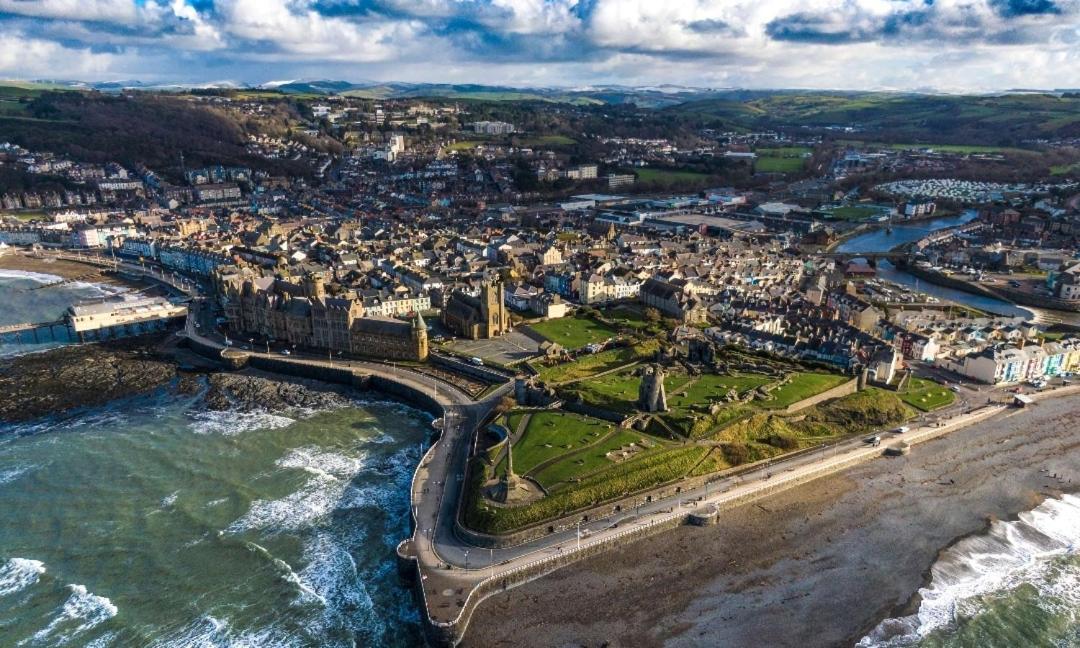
[443,330,541,366]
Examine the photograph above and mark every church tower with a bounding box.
[303,274,326,300]
[480,279,508,337]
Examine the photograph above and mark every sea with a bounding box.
[0,270,428,646]
[858,494,1080,647]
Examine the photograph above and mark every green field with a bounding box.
[754,146,809,174]
[509,411,615,475]
[828,206,887,221]
[755,156,805,173]
[1050,163,1080,177]
[898,377,955,411]
[633,168,713,185]
[500,409,672,491]
[532,428,662,492]
[885,143,1023,154]
[468,387,914,534]
[534,340,660,384]
[758,372,850,409]
[527,315,617,349]
[561,370,692,414]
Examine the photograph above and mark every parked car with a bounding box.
[280,350,291,356]
[470,356,484,366]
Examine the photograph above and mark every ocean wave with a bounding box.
[225,446,380,535]
[0,558,46,597]
[0,464,37,486]
[188,410,297,436]
[161,490,180,508]
[224,472,344,535]
[149,614,302,648]
[0,269,64,284]
[20,583,118,647]
[242,541,325,607]
[858,494,1080,647]
[299,531,381,638]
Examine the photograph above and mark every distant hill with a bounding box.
[667,92,1080,144]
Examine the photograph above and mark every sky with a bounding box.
[0,0,1078,92]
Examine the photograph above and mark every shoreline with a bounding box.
[463,393,1080,648]
[0,251,145,292]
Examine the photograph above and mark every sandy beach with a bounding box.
[465,394,1080,648]
[0,251,131,286]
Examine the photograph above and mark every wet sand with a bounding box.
[465,395,1080,648]
[0,252,135,288]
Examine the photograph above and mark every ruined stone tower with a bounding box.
[638,364,668,413]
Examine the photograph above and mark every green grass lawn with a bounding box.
[510,411,613,475]
[633,168,713,185]
[758,373,849,409]
[563,370,692,414]
[528,315,617,349]
[668,373,772,410]
[605,305,651,331]
[1050,162,1080,176]
[899,377,955,411]
[755,156,805,173]
[532,428,659,491]
[535,340,659,384]
[828,206,887,221]
[2,210,46,222]
[885,143,1021,154]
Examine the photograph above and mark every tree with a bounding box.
[643,307,662,323]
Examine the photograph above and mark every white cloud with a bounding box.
[0,30,118,77]
[0,0,1076,89]
[214,0,425,60]
[0,0,151,24]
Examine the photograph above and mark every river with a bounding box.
[833,212,1037,319]
[0,276,427,647]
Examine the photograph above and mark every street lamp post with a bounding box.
[576,521,582,552]
[464,549,469,571]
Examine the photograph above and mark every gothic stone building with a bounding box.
[442,280,511,340]
[223,273,428,361]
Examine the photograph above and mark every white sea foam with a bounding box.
[21,583,118,646]
[150,614,302,648]
[225,448,371,535]
[0,558,46,597]
[0,464,36,486]
[243,541,325,607]
[161,490,180,508]
[188,410,296,436]
[296,530,381,641]
[858,494,1080,647]
[0,269,64,284]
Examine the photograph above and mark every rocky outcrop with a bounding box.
[202,372,353,412]
[0,336,177,424]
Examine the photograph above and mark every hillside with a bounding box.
[0,89,310,180]
[669,92,1080,145]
